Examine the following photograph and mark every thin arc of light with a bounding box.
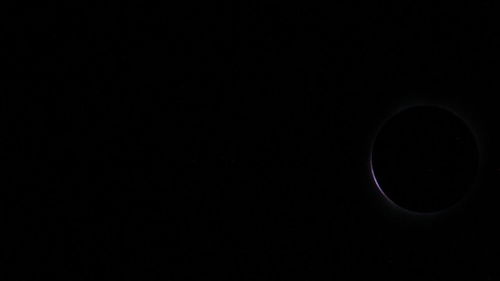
[369,102,483,218]
[369,149,445,217]
[369,155,406,212]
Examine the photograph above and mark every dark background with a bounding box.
[1,2,500,280]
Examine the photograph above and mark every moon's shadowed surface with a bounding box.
[371,106,479,214]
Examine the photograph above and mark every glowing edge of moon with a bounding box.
[367,103,478,217]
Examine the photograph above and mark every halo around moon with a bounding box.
[370,104,480,216]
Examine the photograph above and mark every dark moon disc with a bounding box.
[370,106,479,214]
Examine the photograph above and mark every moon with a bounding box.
[370,105,480,214]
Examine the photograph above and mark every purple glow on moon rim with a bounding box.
[368,102,483,217]
[369,153,448,216]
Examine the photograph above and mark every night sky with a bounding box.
[2,2,500,280]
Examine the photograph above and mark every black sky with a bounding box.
[1,2,500,280]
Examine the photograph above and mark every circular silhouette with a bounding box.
[371,106,479,214]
